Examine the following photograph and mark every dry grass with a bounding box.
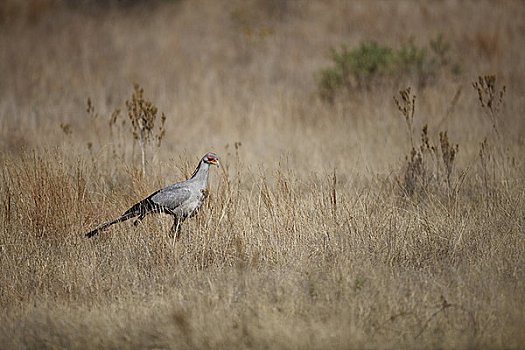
[1,1,524,349]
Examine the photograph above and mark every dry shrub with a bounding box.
[84,84,167,177]
[125,83,167,177]
[394,87,459,198]
[472,75,513,209]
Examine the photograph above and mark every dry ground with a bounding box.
[0,1,524,349]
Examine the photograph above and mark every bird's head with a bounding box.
[203,152,220,167]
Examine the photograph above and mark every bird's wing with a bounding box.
[150,184,191,210]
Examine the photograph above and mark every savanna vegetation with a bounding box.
[0,1,524,349]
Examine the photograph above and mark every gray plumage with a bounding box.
[85,152,220,238]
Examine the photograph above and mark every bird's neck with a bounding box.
[190,161,209,186]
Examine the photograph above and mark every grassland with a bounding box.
[0,1,524,349]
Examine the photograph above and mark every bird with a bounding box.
[85,152,220,239]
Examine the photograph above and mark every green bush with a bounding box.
[318,36,456,102]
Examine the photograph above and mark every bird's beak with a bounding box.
[211,159,220,167]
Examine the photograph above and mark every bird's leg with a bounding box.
[169,218,182,240]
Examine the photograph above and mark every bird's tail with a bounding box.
[85,211,137,238]
[85,198,158,238]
